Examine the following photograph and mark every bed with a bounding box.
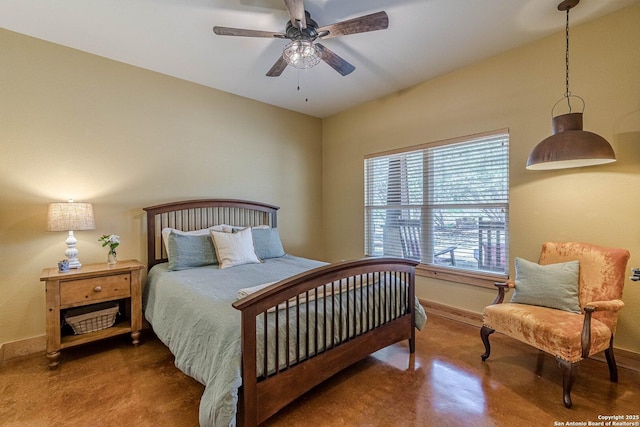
[142,199,426,426]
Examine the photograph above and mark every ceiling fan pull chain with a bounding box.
[295,70,309,102]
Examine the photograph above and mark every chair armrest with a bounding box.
[584,299,625,313]
[491,280,515,305]
[580,299,624,359]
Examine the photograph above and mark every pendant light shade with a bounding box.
[526,0,616,171]
[527,112,616,170]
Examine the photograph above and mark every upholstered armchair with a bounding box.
[480,241,630,408]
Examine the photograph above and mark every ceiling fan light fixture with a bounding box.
[213,3,388,77]
[526,0,615,171]
[283,39,321,69]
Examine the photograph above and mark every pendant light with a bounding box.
[526,0,615,170]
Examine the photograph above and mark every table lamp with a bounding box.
[47,200,96,269]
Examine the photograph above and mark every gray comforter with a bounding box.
[143,255,426,426]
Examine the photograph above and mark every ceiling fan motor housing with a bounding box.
[286,11,319,40]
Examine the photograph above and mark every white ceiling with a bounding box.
[1,0,638,118]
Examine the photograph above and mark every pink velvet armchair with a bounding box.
[481,241,630,408]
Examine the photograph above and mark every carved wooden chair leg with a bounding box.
[556,358,577,408]
[480,326,494,361]
[604,336,618,382]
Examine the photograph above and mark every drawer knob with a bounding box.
[94,286,102,292]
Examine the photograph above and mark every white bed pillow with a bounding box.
[210,227,262,269]
[210,224,239,233]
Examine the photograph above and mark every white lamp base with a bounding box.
[64,231,82,269]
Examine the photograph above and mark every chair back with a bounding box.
[398,219,421,261]
[478,219,506,271]
[539,242,630,332]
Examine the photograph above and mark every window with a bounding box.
[364,129,509,279]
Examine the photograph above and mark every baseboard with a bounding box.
[419,298,640,373]
[0,335,46,363]
[420,298,483,327]
[590,348,640,373]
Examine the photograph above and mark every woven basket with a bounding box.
[64,302,119,335]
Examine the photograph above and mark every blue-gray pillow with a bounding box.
[510,257,580,313]
[167,231,217,271]
[251,228,286,259]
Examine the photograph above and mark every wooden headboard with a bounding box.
[143,199,279,270]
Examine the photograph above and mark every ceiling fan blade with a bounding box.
[283,0,306,30]
[266,56,288,77]
[318,11,389,39]
[316,43,355,76]
[213,26,285,38]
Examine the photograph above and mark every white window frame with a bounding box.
[364,129,510,288]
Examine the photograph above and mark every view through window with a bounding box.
[364,130,509,276]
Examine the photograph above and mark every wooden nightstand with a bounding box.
[40,260,145,368]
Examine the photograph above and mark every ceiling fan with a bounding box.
[212,0,389,77]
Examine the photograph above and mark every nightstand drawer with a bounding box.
[60,274,131,306]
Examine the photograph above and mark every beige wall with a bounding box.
[2,5,639,356]
[0,29,323,348]
[323,6,640,353]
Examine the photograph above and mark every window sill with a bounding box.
[415,264,508,289]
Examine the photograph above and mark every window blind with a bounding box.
[364,130,509,276]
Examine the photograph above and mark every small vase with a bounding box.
[107,249,117,265]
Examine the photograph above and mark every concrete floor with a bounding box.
[2,314,639,426]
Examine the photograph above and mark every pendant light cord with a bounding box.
[565,7,572,112]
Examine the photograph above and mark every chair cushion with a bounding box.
[510,257,581,314]
[483,303,612,362]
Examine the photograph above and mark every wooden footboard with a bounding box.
[233,257,418,427]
